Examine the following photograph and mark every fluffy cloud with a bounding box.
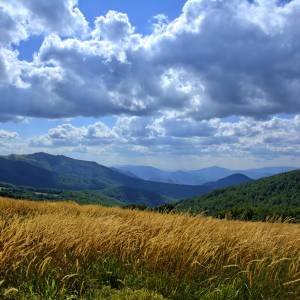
[150,0,300,119]
[30,122,116,147]
[92,10,135,43]
[0,7,27,46]
[29,115,300,159]
[0,0,87,46]
[21,0,88,37]
[1,0,300,121]
[0,130,18,140]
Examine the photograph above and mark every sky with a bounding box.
[0,0,300,170]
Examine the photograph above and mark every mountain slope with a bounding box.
[203,174,253,190]
[3,153,289,209]
[1,153,209,205]
[0,182,126,207]
[0,157,58,188]
[239,167,297,179]
[176,170,300,221]
[0,155,168,206]
[101,186,169,207]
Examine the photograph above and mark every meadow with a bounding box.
[0,197,299,299]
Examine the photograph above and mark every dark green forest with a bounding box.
[176,170,300,222]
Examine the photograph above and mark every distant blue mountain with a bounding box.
[115,165,298,185]
[203,174,253,190]
[238,167,298,179]
[114,165,233,185]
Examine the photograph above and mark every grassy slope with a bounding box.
[0,197,299,299]
[176,170,300,221]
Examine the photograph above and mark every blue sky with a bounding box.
[79,0,187,32]
[17,0,187,61]
[0,0,300,169]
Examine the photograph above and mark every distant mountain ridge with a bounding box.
[0,153,210,206]
[203,174,252,190]
[1,152,285,208]
[115,165,297,185]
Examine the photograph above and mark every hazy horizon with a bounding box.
[2,151,299,172]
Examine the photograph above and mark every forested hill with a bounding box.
[176,170,300,222]
[0,153,209,206]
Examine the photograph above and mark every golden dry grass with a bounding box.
[0,197,300,299]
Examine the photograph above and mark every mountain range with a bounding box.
[115,165,297,185]
[0,152,299,222]
[0,152,252,207]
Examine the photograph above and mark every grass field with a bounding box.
[0,197,299,299]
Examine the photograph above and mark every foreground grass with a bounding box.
[0,197,299,299]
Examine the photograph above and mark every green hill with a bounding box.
[0,182,126,207]
[176,170,300,222]
[0,157,58,188]
[0,153,209,206]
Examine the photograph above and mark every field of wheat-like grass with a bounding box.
[0,197,299,299]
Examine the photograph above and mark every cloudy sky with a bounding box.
[0,0,300,170]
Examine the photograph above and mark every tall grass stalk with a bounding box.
[0,197,299,299]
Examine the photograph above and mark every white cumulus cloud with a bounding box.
[0,0,300,121]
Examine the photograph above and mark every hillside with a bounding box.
[0,153,209,206]
[0,197,299,299]
[176,170,300,221]
[203,173,252,189]
[2,153,292,210]
[0,157,58,188]
[0,182,126,207]
[241,166,298,179]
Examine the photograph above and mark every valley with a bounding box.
[0,152,299,223]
